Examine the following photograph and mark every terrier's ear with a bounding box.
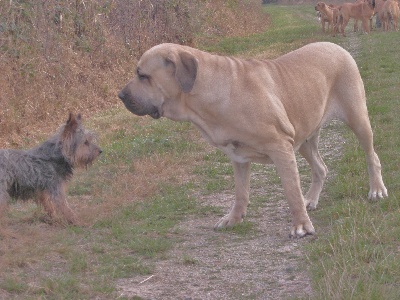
[166,50,198,93]
[66,112,73,124]
[63,113,79,137]
[66,113,82,125]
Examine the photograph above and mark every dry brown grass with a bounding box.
[197,0,271,46]
[0,0,269,148]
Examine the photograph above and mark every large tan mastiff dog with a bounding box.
[118,42,388,238]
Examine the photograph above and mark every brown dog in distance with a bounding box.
[337,0,375,36]
[315,2,340,35]
[118,42,388,238]
[380,0,400,31]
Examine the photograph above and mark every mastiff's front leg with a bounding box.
[214,161,251,229]
[270,145,315,238]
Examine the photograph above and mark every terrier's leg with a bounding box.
[0,185,12,237]
[36,190,57,222]
[52,183,78,225]
[0,191,9,219]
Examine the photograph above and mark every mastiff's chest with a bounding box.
[218,140,273,164]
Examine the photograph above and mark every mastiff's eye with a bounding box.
[137,68,149,81]
[138,74,148,81]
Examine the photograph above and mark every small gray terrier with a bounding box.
[0,113,102,225]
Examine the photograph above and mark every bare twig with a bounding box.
[139,275,155,285]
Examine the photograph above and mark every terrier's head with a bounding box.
[60,113,102,168]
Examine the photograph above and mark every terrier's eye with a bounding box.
[84,140,90,146]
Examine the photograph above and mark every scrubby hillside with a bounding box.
[0,0,269,147]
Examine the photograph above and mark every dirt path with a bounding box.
[117,120,346,300]
[118,204,313,299]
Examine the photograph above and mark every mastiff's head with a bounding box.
[118,43,198,120]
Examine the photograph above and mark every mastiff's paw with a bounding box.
[289,221,315,239]
[368,185,388,200]
[304,198,318,211]
[214,213,244,230]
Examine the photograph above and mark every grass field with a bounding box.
[306,27,400,300]
[0,4,399,299]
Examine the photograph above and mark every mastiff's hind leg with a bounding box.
[299,130,328,210]
[342,106,387,199]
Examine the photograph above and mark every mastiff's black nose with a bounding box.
[118,91,125,101]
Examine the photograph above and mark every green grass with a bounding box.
[201,4,325,56]
[0,277,28,294]
[305,29,400,299]
[31,184,197,297]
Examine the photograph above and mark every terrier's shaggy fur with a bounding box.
[0,113,102,225]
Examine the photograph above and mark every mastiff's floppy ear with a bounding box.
[167,51,198,93]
